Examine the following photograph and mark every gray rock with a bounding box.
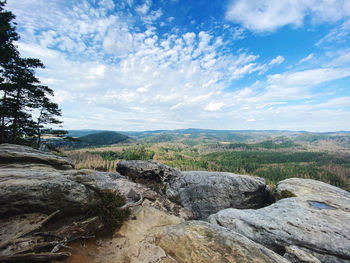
[117,160,272,220]
[115,177,195,220]
[0,144,124,217]
[0,143,74,169]
[153,220,290,263]
[116,160,182,193]
[284,245,321,263]
[170,171,272,219]
[209,178,350,263]
[0,164,112,217]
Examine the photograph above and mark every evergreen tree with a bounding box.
[0,1,19,143]
[0,1,63,146]
[35,97,62,148]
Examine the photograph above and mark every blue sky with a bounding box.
[7,0,350,131]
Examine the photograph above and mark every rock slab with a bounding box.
[153,220,290,263]
[0,144,120,217]
[0,143,74,169]
[117,160,272,220]
[170,171,272,219]
[116,160,182,193]
[209,178,350,263]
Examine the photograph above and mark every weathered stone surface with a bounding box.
[153,220,290,263]
[115,177,195,220]
[170,171,272,219]
[0,164,101,217]
[284,245,321,263]
[0,144,125,217]
[117,160,272,220]
[63,206,183,263]
[209,178,350,263]
[116,160,182,193]
[0,143,74,169]
[0,144,194,220]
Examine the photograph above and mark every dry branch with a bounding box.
[0,210,60,250]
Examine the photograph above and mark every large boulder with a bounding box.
[170,171,272,219]
[0,144,194,220]
[153,220,290,263]
[0,163,120,217]
[117,160,272,220]
[115,177,195,220]
[116,160,182,193]
[0,143,74,169]
[0,144,122,217]
[209,178,350,263]
[65,207,288,263]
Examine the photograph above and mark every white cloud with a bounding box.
[317,18,350,46]
[267,68,350,87]
[298,53,314,64]
[136,0,151,15]
[269,55,285,65]
[6,0,350,131]
[329,51,350,66]
[226,0,350,32]
[205,102,225,111]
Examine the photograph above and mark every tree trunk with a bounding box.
[0,90,7,144]
[11,87,21,144]
[36,108,43,149]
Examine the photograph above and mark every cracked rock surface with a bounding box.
[209,178,350,263]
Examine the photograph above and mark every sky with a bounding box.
[6,0,350,131]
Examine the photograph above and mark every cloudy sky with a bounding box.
[6,0,350,131]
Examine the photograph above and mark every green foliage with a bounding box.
[91,150,121,161]
[273,190,297,201]
[93,191,130,230]
[253,139,297,149]
[0,2,62,145]
[121,145,155,160]
[78,131,129,146]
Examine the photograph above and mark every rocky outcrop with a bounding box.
[0,143,74,169]
[0,144,194,262]
[169,171,272,219]
[115,178,195,220]
[0,163,102,217]
[71,206,184,263]
[153,220,290,263]
[117,160,272,220]
[209,178,350,263]
[0,144,192,220]
[284,246,321,263]
[116,160,182,193]
[63,207,289,263]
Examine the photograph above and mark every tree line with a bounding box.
[0,1,62,147]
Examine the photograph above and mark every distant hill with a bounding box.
[67,130,107,137]
[78,131,130,146]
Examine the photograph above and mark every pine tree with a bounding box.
[0,1,19,143]
[0,1,63,146]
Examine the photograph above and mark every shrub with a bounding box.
[93,191,130,230]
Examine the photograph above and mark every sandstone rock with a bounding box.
[116,160,182,193]
[170,171,272,219]
[209,178,350,263]
[153,220,290,263]
[284,245,321,263]
[0,143,73,169]
[64,206,183,263]
[117,160,272,220]
[115,177,195,220]
[0,144,125,217]
[0,164,101,217]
